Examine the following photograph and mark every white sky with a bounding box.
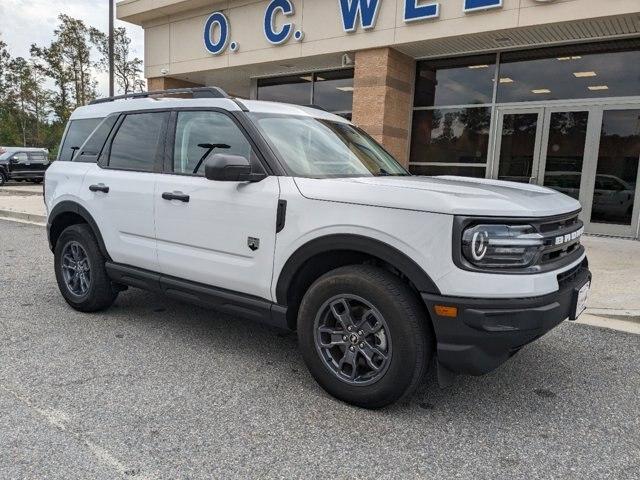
[0,0,144,96]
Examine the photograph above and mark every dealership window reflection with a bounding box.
[498,47,640,103]
[414,55,496,107]
[257,69,354,117]
[590,110,640,226]
[410,107,491,178]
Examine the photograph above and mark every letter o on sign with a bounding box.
[204,12,229,55]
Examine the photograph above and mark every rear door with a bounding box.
[9,152,30,178]
[81,111,169,272]
[154,109,280,300]
[27,151,49,178]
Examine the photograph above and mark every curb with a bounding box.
[0,209,46,225]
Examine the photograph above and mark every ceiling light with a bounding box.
[336,86,354,92]
[468,65,489,69]
[499,77,514,83]
[316,76,326,81]
[531,89,551,94]
[557,56,582,61]
[300,75,313,81]
[588,85,609,91]
[573,71,597,78]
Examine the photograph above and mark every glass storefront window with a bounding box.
[257,69,354,115]
[257,74,312,106]
[313,70,354,113]
[409,107,491,177]
[498,46,640,103]
[414,55,496,107]
[590,109,640,226]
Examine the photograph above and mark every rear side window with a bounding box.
[28,152,48,163]
[59,118,102,161]
[76,116,119,163]
[108,112,168,172]
[12,152,28,162]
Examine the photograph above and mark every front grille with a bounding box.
[530,212,584,267]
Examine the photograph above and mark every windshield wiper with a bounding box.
[192,143,230,174]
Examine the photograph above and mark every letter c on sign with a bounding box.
[264,0,294,45]
[204,12,229,55]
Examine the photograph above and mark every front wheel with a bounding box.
[54,224,118,312]
[298,265,433,409]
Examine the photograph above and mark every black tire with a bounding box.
[297,265,433,409]
[0,171,6,186]
[54,224,118,312]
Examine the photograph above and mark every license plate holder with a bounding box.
[570,281,590,320]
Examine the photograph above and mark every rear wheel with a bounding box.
[297,265,433,409]
[54,224,118,312]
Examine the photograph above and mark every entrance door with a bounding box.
[582,106,640,238]
[494,108,545,184]
[493,105,600,229]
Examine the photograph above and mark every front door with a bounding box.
[154,110,280,301]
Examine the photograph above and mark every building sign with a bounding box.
[203,0,514,55]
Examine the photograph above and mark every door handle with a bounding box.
[89,184,109,193]
[162,191,190,203]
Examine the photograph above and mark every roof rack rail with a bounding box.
[89,86,230,105]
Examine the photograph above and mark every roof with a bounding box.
[70,96,351,124]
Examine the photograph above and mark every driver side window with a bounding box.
[173,111,254,176]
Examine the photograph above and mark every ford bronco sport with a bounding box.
[45,87,591,408]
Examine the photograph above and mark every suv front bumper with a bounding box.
[421,259,591,376]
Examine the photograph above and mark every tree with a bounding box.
[31,41,74,122]
[55,14,98,106]
[90,26,145,95]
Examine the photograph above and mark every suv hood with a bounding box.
[294,175,582,217]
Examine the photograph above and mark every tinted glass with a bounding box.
[414,55,496,107]
[78,116,119,159]
[249,113,407,178]
[109,112,168,172]
[59,118,102,161]
[173,111,253,176]
[257,74,312,105]
[542,111,589,199]
[313,69,354,113]
[12,152,28,162]
[499,48,640,103]
[497,113,539,183]
[28,152,48,163]
[410,107,491,165]
[410,164,486,178]
[590,109,640,226]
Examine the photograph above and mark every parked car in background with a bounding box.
[0,147,50,186]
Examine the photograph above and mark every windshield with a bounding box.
[248,113,409,178]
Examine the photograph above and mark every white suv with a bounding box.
[45,88,591,408]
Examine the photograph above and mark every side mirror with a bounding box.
[204,154,266,182]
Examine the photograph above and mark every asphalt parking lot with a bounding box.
[0,218,638,479]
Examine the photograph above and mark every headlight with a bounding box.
[461,224,544,268]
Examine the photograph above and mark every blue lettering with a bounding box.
[203,12,229,55]
[264,0,294,45]
[339,0,381,33]
[403,1,439,23]
[464,0,503,13]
